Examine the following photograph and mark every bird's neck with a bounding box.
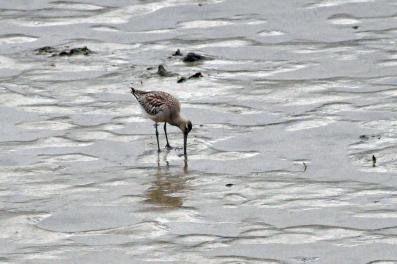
[171,115,187,127]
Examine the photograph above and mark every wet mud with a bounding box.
[0,0,397,263]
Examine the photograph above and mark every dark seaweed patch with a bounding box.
[35,46,93,56]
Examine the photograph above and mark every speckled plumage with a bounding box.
[132,89,180,122]
[130,86,192,155]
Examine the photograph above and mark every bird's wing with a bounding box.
[139,92,169,116]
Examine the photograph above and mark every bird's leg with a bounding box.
[154,123,160,152]
[164,123,172,149]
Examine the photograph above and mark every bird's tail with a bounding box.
[130,85,140,99]
[130,84,148,100]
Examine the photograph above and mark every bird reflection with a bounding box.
[145,153,188,208]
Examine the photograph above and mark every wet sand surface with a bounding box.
[1,0,397,263]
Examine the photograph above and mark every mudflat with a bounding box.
[0,0,397,263]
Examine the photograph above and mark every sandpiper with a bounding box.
[130,86,192,155]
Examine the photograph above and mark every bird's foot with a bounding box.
[165,144,173,150]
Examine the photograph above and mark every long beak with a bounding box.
[183,132,188,156]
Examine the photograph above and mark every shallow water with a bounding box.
[1,0,397,263]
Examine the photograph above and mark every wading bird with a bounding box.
[130,86,192,155]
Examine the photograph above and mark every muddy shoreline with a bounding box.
[1,0,397,263]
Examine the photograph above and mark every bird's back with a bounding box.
[131,88,181,121]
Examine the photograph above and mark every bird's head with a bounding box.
[179,119,192,136]
[179,119,192,156]
[172,116,192,156]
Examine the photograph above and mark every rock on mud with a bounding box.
[35,46,57,55]
[177,72,203,83]
[188,72,203,79]
[183,52,208,63]
[58,46,92,56]
[157,64,177,77]
[172,49,183,56]
[177,77,187,83]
